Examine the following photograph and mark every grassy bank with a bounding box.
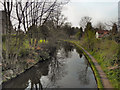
[67,40,103,88]
[68,39,120,89]
[86,39,120,89]
[89,51,120,89]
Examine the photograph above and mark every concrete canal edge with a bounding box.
[2,60,40,83]
[69,41,113,88]
[2,57,50,83]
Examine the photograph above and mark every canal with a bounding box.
[2,42,97,89]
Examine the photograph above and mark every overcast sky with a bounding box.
[62,0,119,27]
[0,0,119,28]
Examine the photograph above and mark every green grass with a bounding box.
[90,52,120,89]
[67,40,120,89]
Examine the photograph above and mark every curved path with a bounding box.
[77,43,113,88]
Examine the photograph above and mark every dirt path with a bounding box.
[79,45,113,88]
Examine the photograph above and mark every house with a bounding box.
[96,30,110,38]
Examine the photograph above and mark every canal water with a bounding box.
[2,42,97,89]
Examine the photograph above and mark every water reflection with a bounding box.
[60,42,74,58]
[76,47,83,58]
[2,60,50,89]
[2,42,97,89]
[77,56,89,85]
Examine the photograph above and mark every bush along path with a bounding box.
[69,41,113,88]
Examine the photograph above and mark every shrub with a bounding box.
[19,49,29,58]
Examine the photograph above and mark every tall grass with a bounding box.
[80,37,120,88]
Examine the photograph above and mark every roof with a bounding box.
[97,30,109,34]
[96,30,110,38]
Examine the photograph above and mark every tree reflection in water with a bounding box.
[2,59,50,89]
[2,42,97,89]
[61,42,74,58]
[76,48,90,85]
[47,42,75,87]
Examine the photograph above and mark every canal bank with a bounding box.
[2,42,53,83]
[2,41,97,89]
[68,41,113,88]
[2,50,51,83]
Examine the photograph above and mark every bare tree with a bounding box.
[79,16,92,30]
[13,0,69,47]
[1,0,69,50]
[95,22,106,30]
[3,0,13,61]
[105,21,118,30]
[48,5,67,29]
[3,0,13,34]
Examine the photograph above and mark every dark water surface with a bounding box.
[2,42,97,89]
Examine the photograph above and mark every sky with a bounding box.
[0,0,119,28]
[62,0,119,27]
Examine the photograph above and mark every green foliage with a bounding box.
[106,69,120,88]
[39,25,50,40]
[83,30,96,50]
[76,27,83,40]
[80,37,120,88]
[84,22,93,33]
[63,24,77,37]
[89,50,120,88]
[81,21,96,50]
[69,40,120,88]
[70,24,120,88]
[76,32,80,40]
[2,35,6,43]
[35,51,50,61]
[23,40,30,49]
[111,23,118,35]
[19,49,29,58]
[27,25,38,38]
[94,39,119,65]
